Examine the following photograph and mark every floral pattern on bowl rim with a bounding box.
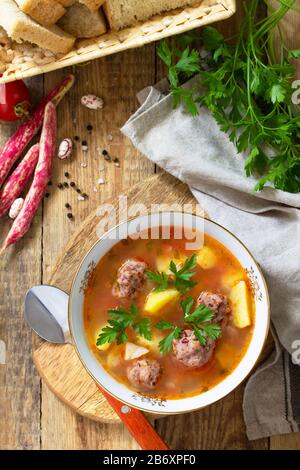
[69,212,270,414]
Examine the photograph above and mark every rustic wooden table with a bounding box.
[0,2,299,450]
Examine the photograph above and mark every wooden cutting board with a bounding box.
[33,173,199,424]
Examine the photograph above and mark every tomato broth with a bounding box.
[83,228,255,400]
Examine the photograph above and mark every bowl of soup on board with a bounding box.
[69,212,270,415]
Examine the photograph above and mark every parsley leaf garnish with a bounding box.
[133,317,151,341]
[169,254,198,294]
[181,298,215,324]
[155,320,182,354]
[181,297,222,345]
[96,304,151,346]
[146,254,198,295]
[154,296,222,354]
[146,270,169,292]
[200,323,223,341]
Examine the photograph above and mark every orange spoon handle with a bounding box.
[99,387,169,450]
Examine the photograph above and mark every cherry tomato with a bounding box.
[0,77,31,122]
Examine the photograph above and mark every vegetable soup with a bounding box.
[83,228,255,400]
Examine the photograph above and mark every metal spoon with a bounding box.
[24,285,169,450]
[25,285,71,344]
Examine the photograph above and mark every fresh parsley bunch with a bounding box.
[157,0,300,193]
[96,305,151,346]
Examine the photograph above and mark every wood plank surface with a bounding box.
[0,0,299,450]
[0,77,43,450]
[41,46,155,450]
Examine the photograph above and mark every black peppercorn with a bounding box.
[65,203,71,209]
[87,124,93,132]
[102,149,111,161]
[74,136,79,141]
[67,213,73,219]
[45,193,50,198]
[76,188,81,193]
[70,182,76,187]
[64,172,70,178]
[48,181,52,186]
[82,193,88,199]
[64,182,69,188]
[57,183,63,189]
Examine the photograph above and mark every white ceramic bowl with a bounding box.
[69,212,270,415]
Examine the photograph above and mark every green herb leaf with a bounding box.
[288,49,300,59]
[171,87,199,116]
[155,320,182,353]
[146,270,169,292]
[133,317,151,340]
[117,330,129,345]
[180,298,220,346]
[180,296,194,316]
[193,325,206,346]
[200,323,222,340]
[154,295,222,352]
[157,41,172,67]
[97,304,151,346]
[158,326,182,354]
[202,27,224,51]
[155,319,176,331]
[146,254,198,294]
[184,303,215,324]
[169,254,198,294]
[175,47,201,76]
[270,84,286,104]
[96,325,121,346]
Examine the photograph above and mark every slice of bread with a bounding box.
[15,0,66,26]
[104,0,201,30]
[58,3,106,38]
[57,0,104,9]
[57,0,75,6]
[1,0,75,54]
[79,0,105,12]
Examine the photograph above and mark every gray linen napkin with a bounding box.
[121,80,300,440]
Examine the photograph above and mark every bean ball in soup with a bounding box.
[84,228,255,400]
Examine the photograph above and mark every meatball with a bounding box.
[197,291,231,322]
[127,359,161,389]
[113,258,147,299]
[172,329,215,368]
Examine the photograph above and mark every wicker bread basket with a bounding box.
[0,0,236,84]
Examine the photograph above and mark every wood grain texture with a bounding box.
[40,46,155,450]
[1,0,300,450]
[0,77,43,450]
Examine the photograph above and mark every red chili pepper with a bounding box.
[0,77,31,122]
